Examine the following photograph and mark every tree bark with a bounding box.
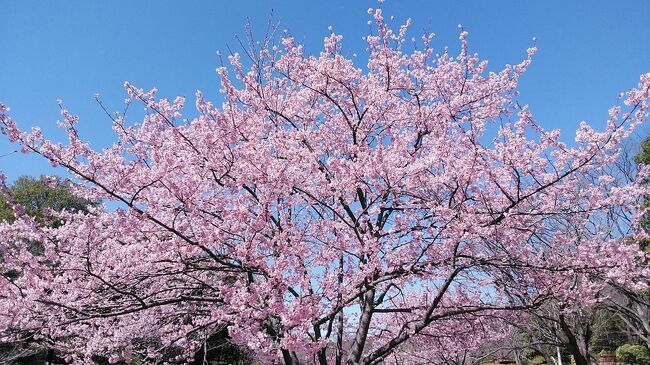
[346,288,375,365]
[558,314,592,365]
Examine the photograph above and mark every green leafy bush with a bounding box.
[616,344,650,365]
[529,355,546,364]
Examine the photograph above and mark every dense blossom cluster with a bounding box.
[1,7,649,365]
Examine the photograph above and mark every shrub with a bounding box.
[529,355,546,364]
[616,344,650,365]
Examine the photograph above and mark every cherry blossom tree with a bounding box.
[0,175,93,364]
[1,6,649,365]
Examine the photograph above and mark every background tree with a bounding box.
[0,175,90,224]
[589,309,629,354]
[635,137,650,166]
[518,302,594,365]
[607,288,650,348]
[0,7,648,365]
[616,343,650,365]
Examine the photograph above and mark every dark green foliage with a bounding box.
[528,354,546,364]
[616,344,650,365]
[635,138,650,166]
[0,175,92,225]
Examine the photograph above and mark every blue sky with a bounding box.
[1,0,649,181]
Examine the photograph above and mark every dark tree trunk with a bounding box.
[559,314,593,365]
[46,348,54,365]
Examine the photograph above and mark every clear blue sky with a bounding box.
[1,1,649,181]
